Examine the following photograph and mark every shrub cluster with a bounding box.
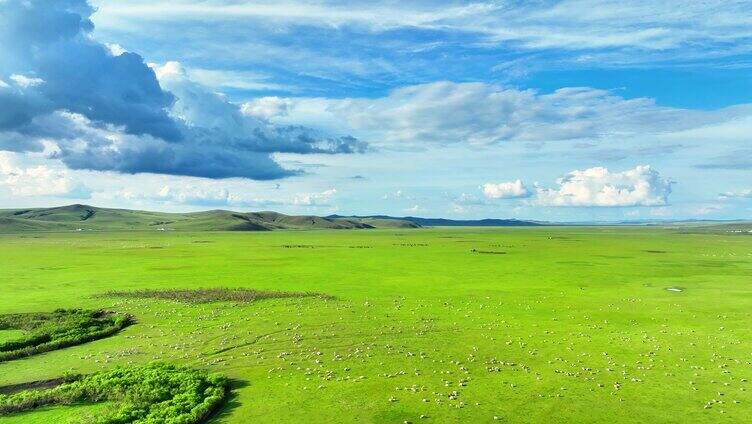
[0,362,228,423]
[0,309,132,362]
[98,288,335,304]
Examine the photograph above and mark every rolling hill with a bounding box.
[0,205,420,233]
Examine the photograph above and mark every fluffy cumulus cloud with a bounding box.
[0,0,179,141]
[0,0,364,180]
[482,180,531,199]
[535,165,673,207]
[249,82,751,147]
[0,153,91,198]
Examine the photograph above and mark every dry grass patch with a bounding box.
[471,249,507,255]
[98,288,335,304]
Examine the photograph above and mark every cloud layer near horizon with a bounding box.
[534,165,672,207]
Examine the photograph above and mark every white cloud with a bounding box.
[720,189,752,198]
[9,74,45,88]
[293,188,337,206]
[118,182,340,209]
[153,185,232,207]
[119,186,260,208]
[694,203,725,215]
[382,189,411,200]
[454,193,485,205]
[105,43,128,56]
[450,203,470,214]
[255,82,750,147]
[241,97,290,119]
[94,0,752,54]
[148,60,183,80]
[404,205,422,213]
[535,165,672,207]
[649,207,672,217]
[449,192,488,214]
[0,153,91,198]
[482,180,531,199]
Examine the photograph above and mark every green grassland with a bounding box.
[0,332,26,344]
[0,227,750,423]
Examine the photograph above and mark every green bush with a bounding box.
[0,363,228,423]
[0,309,133,362]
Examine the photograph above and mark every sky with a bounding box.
[1,0,751,221]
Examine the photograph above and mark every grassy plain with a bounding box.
[0,227,750,423]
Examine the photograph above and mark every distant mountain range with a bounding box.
[0,205,545,233]
[0,204,419,233]
[1,204,749,233]
[328,215,545,227]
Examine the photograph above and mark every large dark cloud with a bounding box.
[0,0,179,140]
[0,0,364,179]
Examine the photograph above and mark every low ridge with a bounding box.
[0,205,419,233]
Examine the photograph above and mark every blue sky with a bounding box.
[1,0,751,221]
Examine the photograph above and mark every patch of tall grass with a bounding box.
[0,309,132,362]
[0,363,228,423]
